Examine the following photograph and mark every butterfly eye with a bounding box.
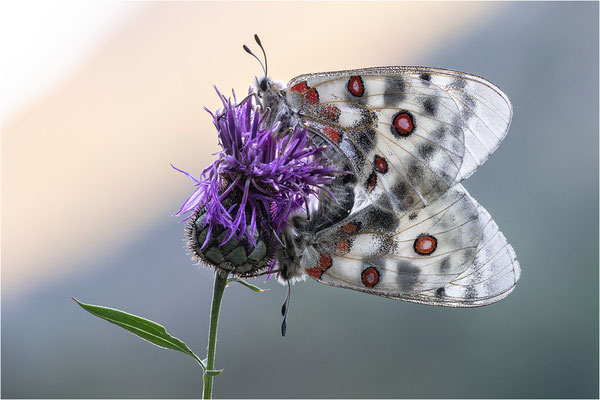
[259,77,269,92]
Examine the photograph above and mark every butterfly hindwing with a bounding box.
[304,184,519,307]
[435,199,521,305]
[284,67,512,213]
[306,185,481,294]
[392,199,520,307]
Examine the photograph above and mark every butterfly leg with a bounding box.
[234,91,264,110]
[304,197,311,221]
[280,279,291,337]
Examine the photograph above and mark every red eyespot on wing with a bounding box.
[322,126,342,144]
[305,254,332,279]
[374,155,388,174]
[414,235,438,255]
[347,76,364,97]
[361,267,380,288]
[366,172,377,193]
[392,112,415,137]
[291,81,309,93]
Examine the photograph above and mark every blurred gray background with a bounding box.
[2,2,598,398]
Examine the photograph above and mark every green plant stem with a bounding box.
[203,272,228,399]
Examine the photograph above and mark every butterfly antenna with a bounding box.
[243,43,267,77]
[281,280,291,336]
[253,34,268,77]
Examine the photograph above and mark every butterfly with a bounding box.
[237,36,520,333]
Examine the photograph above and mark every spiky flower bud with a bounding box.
[187,200,272,277]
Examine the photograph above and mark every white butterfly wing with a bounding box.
[419,68,513,181]
[396,200,520,307]
[285,67,512,212]
[305,184,520,307]
[436,200,521,305]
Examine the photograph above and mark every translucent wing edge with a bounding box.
[309,279,517,308]
[288,65,512,111]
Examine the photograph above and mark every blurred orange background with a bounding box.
[2,2,598,399]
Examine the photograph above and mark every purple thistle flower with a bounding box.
[173,87,340,252]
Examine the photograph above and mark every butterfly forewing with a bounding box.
[424,69,513,181]
[284,67,512,213]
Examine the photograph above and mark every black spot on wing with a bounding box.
[397,261,421,292]
[459,94,477,121]
[465,285,477,300]
[392,181,409,198]
[422,97,438,116]
[391,181,415,211]
[419,72,431,82]
[439,257,451,272]
[407,161,425,182]
[435,287,446,298]
[463,93,476,108]
[432,125,446,139]
[383,77,407,106]
[451,78,467,90]
[397,261,421,275]
[374,235,394,255]
[363,206,399,232]
[418,143,436,161]
[351,126,377,155]
[356,108,378,125]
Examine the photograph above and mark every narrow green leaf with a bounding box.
[73,298,205,370]
[206,369,223,376]
[227,278,267,293]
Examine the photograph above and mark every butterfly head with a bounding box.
[257,75,270,93]
[254,76,282,104]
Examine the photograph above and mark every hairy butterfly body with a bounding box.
[244,37,519,331]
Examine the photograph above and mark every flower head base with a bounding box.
[174,88,339,275]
